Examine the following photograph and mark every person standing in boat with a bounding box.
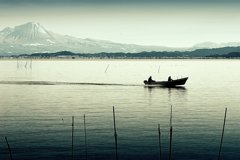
[168,76,172,82]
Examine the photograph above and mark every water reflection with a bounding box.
[145,85,187,93]
[145,85,187,105]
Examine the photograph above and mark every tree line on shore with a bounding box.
[1,46,240,59]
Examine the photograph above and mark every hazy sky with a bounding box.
[0,0,240,47]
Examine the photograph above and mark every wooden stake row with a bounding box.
[4,106,228,160]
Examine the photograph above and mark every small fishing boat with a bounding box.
[144,77,188,87]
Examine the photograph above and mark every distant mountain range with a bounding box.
[0,22,240,56]
[0,22,182,55]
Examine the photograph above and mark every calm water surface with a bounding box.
[0,59,239,160]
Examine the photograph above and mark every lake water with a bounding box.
[0,59,240,160]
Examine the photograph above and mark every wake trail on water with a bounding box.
[0,80,143,87]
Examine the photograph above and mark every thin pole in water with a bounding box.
[72,116,74,160]
[24,61,27,69]
[17,59,19,69]
[30,59,32,69]
[218,107,227,160]
[169,105,173,160]
[5,136,13,160]
[113,106,118,160]
[158,65,160,73]
[105,64,110,73]
[84,114,88,160]
[158,124,162,160]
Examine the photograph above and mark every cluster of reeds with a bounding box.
[17,59,32,69]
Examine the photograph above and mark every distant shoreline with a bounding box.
[0,57,239,61]
[1,47,240,59]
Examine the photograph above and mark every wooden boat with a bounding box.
[144,77,188,87]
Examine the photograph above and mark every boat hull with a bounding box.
[144,77,188,87]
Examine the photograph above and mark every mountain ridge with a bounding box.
[0,22,240,55]
[0,22,181,55]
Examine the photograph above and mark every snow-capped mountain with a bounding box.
[0,22,179,55]
[3,22,55,44]
[1,22,239,55]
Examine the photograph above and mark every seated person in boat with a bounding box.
[168,76,172,82]
[148,76,155,83]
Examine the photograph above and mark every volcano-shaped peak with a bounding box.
[3,22,54,43]
[14,22,48,36]
[0,22,196,55]
[21,22,43,31]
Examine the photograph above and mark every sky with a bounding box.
[0,0,240,47]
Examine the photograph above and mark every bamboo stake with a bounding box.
[5,136,13,160]
[30,59,32,69]
[105,64,110,73]
[158,124,162,160]
[169,105,173,160]
[72,116,74,160]
[84,114,88,160]
[158,65,160,73]
[17,59,19,69]
[218,107,227,160]
[113,106,118,160]
[24,61,27,68]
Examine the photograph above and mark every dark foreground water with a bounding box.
[0,59,239,160]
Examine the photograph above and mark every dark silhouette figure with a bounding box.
[148,76,156,83]
[168,76,172,82]
[148,76,153,82]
